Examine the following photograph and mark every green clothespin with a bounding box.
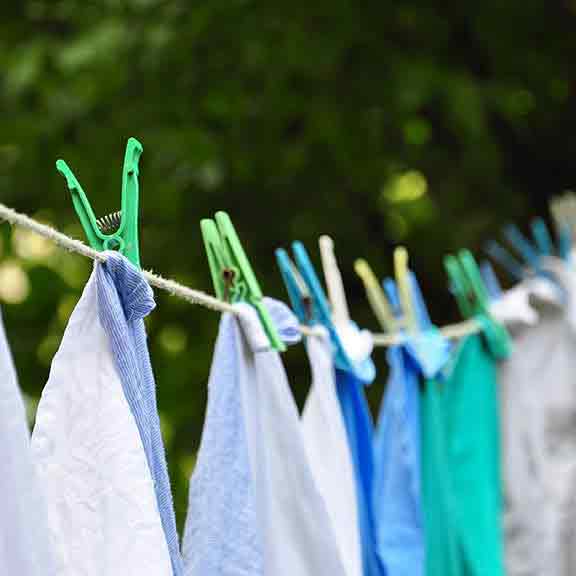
[201,211,286,351]
[444,253,474,318]
[445,249,510,355]
[56,137,143,268]
[459,250,490,313]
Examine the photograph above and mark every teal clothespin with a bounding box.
[444,253,474,319]
[445,249,510,354]
[56,137,143,268]
[201,211,285,352]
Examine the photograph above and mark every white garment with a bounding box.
[235,301,347,576]
[31,267,172,576]
[301,329,362,576]
[499,266,576,576]
[0,309,56,575]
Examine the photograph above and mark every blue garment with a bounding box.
[182,308,263,576]
[336,369,384,576]
[96,253,183,576]
[373,274,451,576]
[373,346,423,576]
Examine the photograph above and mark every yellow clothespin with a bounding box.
[394,246,417,333]
[354,258,396,332]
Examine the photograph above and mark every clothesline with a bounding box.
[0,202,482,346]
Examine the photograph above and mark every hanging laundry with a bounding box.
[31,254,174,576]
[0,308,56,576]
[96,252,183,576]
[278,239,381,576]
[421,319,507,576]
[374,277,450,576]
[328,294,381,576]
[302,328,363,576]
[182,298,347,576]
[499,267,576,576]
[335,347,384,576]
[420,361,459,576]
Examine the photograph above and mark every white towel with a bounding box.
[31,266,172,576]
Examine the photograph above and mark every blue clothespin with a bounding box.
[384,272,432,331]
[504,223,541,272]
[277,241,375,383]
[507,221,566,288]
[382,277,402,318]
[485,240,525,282]
[408,271,433,331]
[275,249,316,325]
[292,241,353,372]
[480,260,503,300]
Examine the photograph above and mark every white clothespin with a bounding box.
[319,235,351,325]
[318,235,372,363]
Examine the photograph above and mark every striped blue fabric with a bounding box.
[96,253,183,576]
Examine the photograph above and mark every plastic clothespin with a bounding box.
[275,248,316,325]
[319,235,351,326]
[549,193,575,260]
[382,277,402,318]
[484,240,525,282]
[458,249,511,354]
[394,246,417,333]
[290,241,352,371]
[409,271,433,331]
[480,260,503,300]
[446,250,497,319]
[445,253,474,319]
[56,137,143,268]
[459,250,490,312]
[505,221,564,288]
[201,211,285,352]
[354,259,396,332]
[531,218,553,257]
[503,223,541,272]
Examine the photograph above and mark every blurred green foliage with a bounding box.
[2,0,576,528]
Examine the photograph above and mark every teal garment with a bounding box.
[422,326,507,576]
[421,370,459,576]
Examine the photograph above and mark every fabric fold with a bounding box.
[96,252,182,576]
[500,263,576,576]
[302,328,363,576]
[0,308,56,576]
[422,329,506,576]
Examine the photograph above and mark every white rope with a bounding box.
[372,318,481,347]
[0,203,480,346]
[0,203,236,313]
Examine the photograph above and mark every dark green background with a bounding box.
[2,0,575,527]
